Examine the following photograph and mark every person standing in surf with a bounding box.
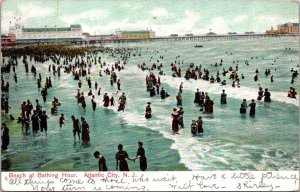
[248,99,256,116]
[110,96,114,106]
[160,87,167,99]
[176,93,182,106]
[194,89,200,104]
[135,141,147,171]
[171,108,180,133]
[59,114,65,128]
[71,115,81,140]
[94,151,108,171]
[81,93,86,109]
[264,88,271,102]
[91,95,97,112]
[103,93,110,107]
[1,123,9,151]
[254,74,258,81]
[191,120,197,135]
[178,107,184,128]
[145,102,152,119]
[81,117,90,143]
[118,93,127,111]
[115,144,134,171]
[257,87,264,101]
[31,110,40,134]
[197,116,203,135]
[204,96,214,114]
[35,99,42,114]
[179,82,183,93]
[240,99,248,114]
[39,111,49,135]
[220,89,227,104]
[117,79,121,91]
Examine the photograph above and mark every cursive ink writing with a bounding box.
[236,180,273,191]
[61,184,85,191]
[132,174,149,182]
[261,172,299,184]
[192,174,217,181]
[59,178,84,185]
[152,174,177,182]
[9,178,22,185]
[105,184,146,191]
[231,172,256,180]
[169,180,194,190]
[196,181,221,189]
[100,177,125,184]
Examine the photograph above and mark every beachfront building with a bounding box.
[85,34,118,43]
[1,33,16,46]
[116,30,155,40]
[9,24,84,43]
[265,27,278,35]
[266,22,299,34]
[277,22,299,34]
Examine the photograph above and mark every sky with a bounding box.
[1,0,299,36]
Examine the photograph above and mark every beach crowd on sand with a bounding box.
[1,42,298,171]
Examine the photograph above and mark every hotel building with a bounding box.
[116,30,155,39]
[266,22,299,35]
[9,24,84,43]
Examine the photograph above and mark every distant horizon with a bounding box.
[2,0,298,36]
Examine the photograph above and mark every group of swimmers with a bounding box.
[94,142,147,171]
[1,44,137,147]
[194,89,215,114]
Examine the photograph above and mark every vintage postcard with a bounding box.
[1,0,299,191]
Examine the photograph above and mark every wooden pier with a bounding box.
[83,34,299,45]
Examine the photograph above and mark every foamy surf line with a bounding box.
[82,90,294,171]
[76,83,206,170]
[116,65,299,169]
[113,107,298,171]
[161,76,299,107]
[121,65,299,106]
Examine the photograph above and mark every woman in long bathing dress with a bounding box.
[135,141,147,171]
[115,144,134,171]
[103,93,110,107]
[171,108,179,133]
[81,117,90,142]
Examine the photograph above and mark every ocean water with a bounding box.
[1,36,299,171]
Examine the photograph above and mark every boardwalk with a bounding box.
[86,34,299,44]
[3,33,298,46]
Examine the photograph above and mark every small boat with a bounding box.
[194,45,203,48]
